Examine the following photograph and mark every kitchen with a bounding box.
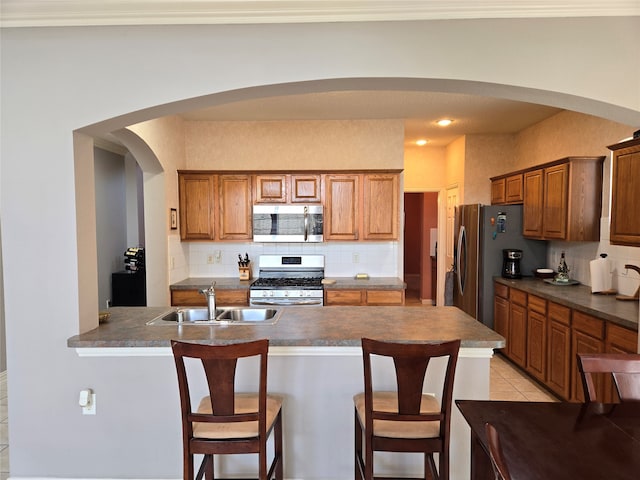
[2,8,640,480]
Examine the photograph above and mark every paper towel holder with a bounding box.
[616,264,640,301]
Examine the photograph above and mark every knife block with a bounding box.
[239,265,251,281]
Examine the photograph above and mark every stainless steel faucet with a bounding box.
[200,282,217,320]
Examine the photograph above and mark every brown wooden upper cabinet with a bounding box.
[254,174,321,204]
[324,174,360,240]
[490,173,523,205]
[323,173,400,241]
[178,173,217,240]
[608,138,640,246]
[179,172,252,241]
[522,157,604,241]
[363,174,399,240]
[218,175,253,240]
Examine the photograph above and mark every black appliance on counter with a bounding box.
[502,249,523,279]
[453,204,547,328]
[112,247,146,306]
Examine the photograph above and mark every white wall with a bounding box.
[1,17,640,477]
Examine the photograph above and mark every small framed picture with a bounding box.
[170,208,178,230]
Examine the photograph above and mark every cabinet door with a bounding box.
[505,174,524,204]
[255,175,287,203]
[324,175,360,240]
[547,320,571,400]
[543,164,569,239]
[219,175,252,240]
[527,309,547,381]
[509,302,527,368]
[178,173,216,240]
[546,302,572,400]
[493,295,510,345]
[291,175,321,203]
[571,330,604,402]
[523,169,544,237]
[610,139,640,245]
[491,178,506,204]
[363,174,399,240]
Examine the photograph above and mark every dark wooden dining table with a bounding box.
[456,400,640,480]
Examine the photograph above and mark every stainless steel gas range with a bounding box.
[250,255,324,306]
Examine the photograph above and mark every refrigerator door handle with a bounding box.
[457,225,466,295]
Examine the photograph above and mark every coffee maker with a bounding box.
[502,249,523,279]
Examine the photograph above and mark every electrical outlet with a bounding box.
[106,299,111,309]
[353,253,360,264]
[214,250,222,263]
[207,254,215,264]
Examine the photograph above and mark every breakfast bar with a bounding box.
[69,305,504,480]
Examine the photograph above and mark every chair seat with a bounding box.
[194,393,283,440]
[354,391,441,439]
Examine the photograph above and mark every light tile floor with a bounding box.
[0,354,556,478]
[1,373,8,480]
[490,353,559,402]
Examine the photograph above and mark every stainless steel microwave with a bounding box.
[252,205,323,242]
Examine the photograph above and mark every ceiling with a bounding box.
[179,90,563,148]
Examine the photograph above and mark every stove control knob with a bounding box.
[284,291,289,297]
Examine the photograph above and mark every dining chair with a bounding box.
[577,353,640,402]
[354,338,461,480]
[484,422,512,480]
[171,339,283,480]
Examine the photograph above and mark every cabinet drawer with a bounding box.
[528,294,546,314]
[510,288,527,306]
[366,289,404,305]
[606,323,639,353]
[548,302,571,326]
[573,311,605,339]
[171,289,206,306]
[325,289,364,305]
[494,283,509,299]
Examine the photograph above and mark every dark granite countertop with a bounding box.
[495,277,639,331]
[171,277,253,290]
[67,306,504,349]
[322,277,406,290]
[170,277,406,291]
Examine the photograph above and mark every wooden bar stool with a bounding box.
[354,338,460,480]
[171,339,283,480]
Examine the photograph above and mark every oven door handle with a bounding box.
[250,299,323,306]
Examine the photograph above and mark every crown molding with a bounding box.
[2,0,639,28]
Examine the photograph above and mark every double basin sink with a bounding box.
[147,306,281,326]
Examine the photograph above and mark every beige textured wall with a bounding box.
[184,119,404,170]
[464,134,516,204]
[403,145,446,191]
[513,111,633,170]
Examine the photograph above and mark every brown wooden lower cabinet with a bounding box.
[570,311,605,402]
[546,302,572,400]
[494,282,638,402]
[526,294,547,382]
[508,290,528,368]
[324,288,405,306]
[171,288,249,306]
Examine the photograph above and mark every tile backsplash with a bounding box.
[168,237,399,284]
[547,217,640,296]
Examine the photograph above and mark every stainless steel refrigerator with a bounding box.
[453,204,548,328]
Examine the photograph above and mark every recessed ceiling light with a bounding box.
[416,139,428,146]
[436,119,453,127]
